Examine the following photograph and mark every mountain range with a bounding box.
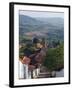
[19,15,64,43]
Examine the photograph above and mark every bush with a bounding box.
[43,43,64,71]
[19,44,36,58]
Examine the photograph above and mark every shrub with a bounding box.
[43,43,64,71]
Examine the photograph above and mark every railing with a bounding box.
[19,62,29,79]
[19,61,40,79]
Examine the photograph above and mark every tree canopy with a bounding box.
[43,43,64,71]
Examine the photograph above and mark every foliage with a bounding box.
[43,43,64,71]
[19,43,36,58]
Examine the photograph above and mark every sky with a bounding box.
[19,10,64,18]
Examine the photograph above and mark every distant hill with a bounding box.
[19,15,42,25]
[19,15,43,35]
[36,17,64,28]
[19,15,64,44]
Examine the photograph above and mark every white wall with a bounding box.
[0,0,72,89]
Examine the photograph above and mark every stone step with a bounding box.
[39,72,50,75]
[37,72,51,78]
[37,75,50,78]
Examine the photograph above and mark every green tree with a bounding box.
[43,43,64,71]
[54,43,64,70]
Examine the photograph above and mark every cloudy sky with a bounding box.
[19,10,64,18]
